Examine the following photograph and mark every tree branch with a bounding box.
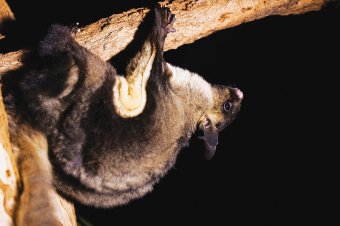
[0,0,15,25]
[0,0,15,40]
[0,84,18,226]
[0,0,325,75]
[0,0,327,225]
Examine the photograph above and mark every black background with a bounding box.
[2,1,339,225]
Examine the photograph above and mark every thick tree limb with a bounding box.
[0,0,327,225]
[1,84,77,226]
[0,85,18,226]
[0,0,15,40]
[0,0,326,75]
[0,0,15,25]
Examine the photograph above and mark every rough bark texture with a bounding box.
[0,0,327,225]
[1,89,77,226]
[0,0,15,24]
[0,84,18,226]
[0,0,15,40]
[0,0,326,75]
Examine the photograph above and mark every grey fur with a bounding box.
[2,5,242,208]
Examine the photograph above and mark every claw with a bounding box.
[166,14,176,33]
[167,27,176,33]
[70,22,81,37]
[162,8,176,34]
[154,4,176,35]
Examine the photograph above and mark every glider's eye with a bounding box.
[223,101,232,112]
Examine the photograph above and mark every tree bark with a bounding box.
[0,0,327,225]
[0,0,15,24]
[0,84,18,226]
[0,0,326,75]
[0,0,15,40]
[1,87,77,226]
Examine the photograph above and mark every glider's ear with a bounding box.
[201,118,219,160]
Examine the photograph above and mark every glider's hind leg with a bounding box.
[112,5,176,118]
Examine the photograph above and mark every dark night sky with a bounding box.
[2,1,339,225]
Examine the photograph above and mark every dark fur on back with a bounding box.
[2,7,189,207]
[2,6,242,208]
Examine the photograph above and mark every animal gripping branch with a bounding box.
[0,0,326,225]
[0,0,326,75]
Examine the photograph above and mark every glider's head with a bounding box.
[199,85,243,159]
